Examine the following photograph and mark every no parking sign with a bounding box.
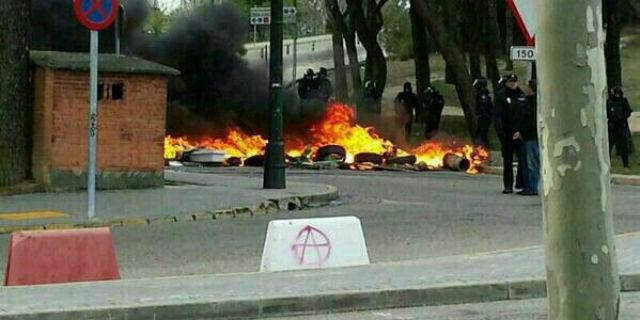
[72,0,120,219]
[73,0,120,31]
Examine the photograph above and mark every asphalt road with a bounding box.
[1,169,639,279]
[271,292,640,320]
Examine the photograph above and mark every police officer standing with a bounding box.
[297,69,315,100]
[473,78,493,148]
[607,86,633,168]
[395,82,419,139]
[424,86,445,138]
[494,73,526,194]
[317,68,333,102]
[357,80,381,125]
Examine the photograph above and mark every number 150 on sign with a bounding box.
[510,46,536,61]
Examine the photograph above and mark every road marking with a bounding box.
[0,211,70,221]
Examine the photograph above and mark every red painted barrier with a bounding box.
[4,227,120,286]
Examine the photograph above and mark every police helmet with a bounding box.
[611,86,624,96]
[403,82,412,92]
[318,68,328,77]
[473,78,488,89]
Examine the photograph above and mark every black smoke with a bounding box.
[30,0,315,137]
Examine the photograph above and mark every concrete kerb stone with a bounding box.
[0,184,338,235]
[479,165,640,186]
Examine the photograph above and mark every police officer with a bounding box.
[424,86,445,138]
[473,77,493,148]
[607,86,633,168]
[317,67,333,102]
[357,80,381,125]
[494,73,527,194]
[297,69,315,99]
[395,82,419,138]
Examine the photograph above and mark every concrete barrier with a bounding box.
[260,216,370,272]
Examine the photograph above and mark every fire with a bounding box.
[164,102,489,173]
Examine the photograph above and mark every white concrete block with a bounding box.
[260,216,370,272]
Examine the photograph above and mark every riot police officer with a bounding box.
[298,69,315,99]
[473,77,493,148]
[395,82,419,138]
[357,80,381,125]
[607,87,633,168]
[494,74,526,194]
[316,68,333,102]
[424,86,445,138]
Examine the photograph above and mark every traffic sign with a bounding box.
[250,6,297,25]
[507,0,537,46]
[73,0,120,31]
[510,46,536,61]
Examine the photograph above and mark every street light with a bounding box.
[263,0,286,189]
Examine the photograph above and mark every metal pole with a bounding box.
[292,0,298,82]
[263,0,286,189]
[254,24,257,43]
[88,30,99,218]
[115,10,121,55]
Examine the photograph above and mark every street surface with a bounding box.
[1,168,639,279]
[272,292,640,320]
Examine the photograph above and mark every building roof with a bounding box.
[30,51,180,76]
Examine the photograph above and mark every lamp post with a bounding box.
[263,0,286,189]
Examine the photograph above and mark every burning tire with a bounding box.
[354,152,383,165]
[386,155,417,165]
[244,155,265,167]
[226,157,242,167]
[443,153,471,172]
[314,145,347,162]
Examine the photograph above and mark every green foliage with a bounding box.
[380,1,413,61]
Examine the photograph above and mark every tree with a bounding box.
[0,0,30,186]
[604,0,623,88]
[410,0,477,137]
[326,0,349,100]
[484,0,502,91]
[347,0,388,92]
[410,4,431,103]
[536,0,620,318]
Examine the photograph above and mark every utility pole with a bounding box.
[292,0,298,82]
[536,1,620,319]
[263,0,286,189]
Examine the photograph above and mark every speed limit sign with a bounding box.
[510,46,536,61]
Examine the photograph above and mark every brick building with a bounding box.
[30,51,179,190]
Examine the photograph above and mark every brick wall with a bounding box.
[32,67,167,189]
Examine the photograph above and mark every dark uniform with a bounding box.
[317,68,333,102]
[494,74,526,193]
[357,81,381,125]
[424,86,445,138]
[607,87,633,168]
[297,69,315,100]
[473,78,493,148]
[395,82,419,138]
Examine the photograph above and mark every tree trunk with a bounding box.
[0,0,30,186]
[410,5,431,101]
[343,27,363,95]
[410,0,477,137]
[326,0,349,100]
[536,1,621,318]
[469,53,482,79]
[348,0,387,92]
[485,0,502,91]
[505,8,514,71]
[604,0,623,88]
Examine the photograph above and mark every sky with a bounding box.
[158,0,180,12]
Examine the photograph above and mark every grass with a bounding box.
[610,134,640,175]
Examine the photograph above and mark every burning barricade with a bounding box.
[164,103,489,174]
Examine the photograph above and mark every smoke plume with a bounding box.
[31,0,317,137]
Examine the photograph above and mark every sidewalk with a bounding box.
[0,170,338,234]
[2,232,640,319]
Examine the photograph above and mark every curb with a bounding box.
[4,273,640,319]
[479,165,640,186]
[0,185,339,235]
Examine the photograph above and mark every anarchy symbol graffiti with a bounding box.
[291,225,331,266]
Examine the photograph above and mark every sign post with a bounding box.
[507,0,537,81]
[73,0,120,219]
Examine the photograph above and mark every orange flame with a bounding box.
[164,102,489,173]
